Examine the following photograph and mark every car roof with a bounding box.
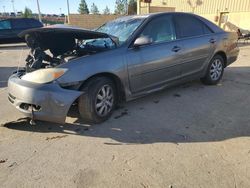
[117,12,223,33]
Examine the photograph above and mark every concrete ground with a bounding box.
[0,43,250,188]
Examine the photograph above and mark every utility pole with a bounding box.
[67,0,70,24]
[36,0,42,22]
[11,0,15,15]
[126,0,129,15]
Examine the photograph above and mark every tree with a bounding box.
[78,0,89,14]
[103,6,110,15]
[128,0,137,15]
[90,3,99,14]
[114,0,126,15]
[23,7,32,18]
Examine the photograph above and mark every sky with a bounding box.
[0,0,116,14]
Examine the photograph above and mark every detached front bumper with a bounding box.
[8,74,82,123]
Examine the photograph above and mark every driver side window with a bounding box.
[140,15,176,44]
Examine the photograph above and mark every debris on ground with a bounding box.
[0,159,7,163]
[176,134,188,140]
[140,182,149,188]
[74,128,81,132]
[46,135,68,141]
[153,100,159,104]
[8,162,17,168]
[173,93,181,97]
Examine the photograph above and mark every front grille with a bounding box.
[8,93,15,104]
[8,93,16,100]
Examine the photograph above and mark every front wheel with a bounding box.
[78,77,116,124]
[201,55,225,85]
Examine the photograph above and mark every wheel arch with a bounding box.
[214,51,227,67]
[79,72,126,103]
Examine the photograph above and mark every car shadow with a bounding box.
[3,66,250,144]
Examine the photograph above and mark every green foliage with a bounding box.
[78,0,89,14]
[90,3,99,14]
[103,6,111,14]
[128,0,137,15]
[23,7,32,18]
[115,0,126,15]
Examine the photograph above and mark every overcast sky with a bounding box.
[0,0,116,14]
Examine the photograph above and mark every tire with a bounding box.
[78,77,116,124]
[201,55,225,85]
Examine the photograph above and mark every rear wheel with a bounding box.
[201,55,224,85]
[78,77,116,123]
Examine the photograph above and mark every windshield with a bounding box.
[96,17,146,45]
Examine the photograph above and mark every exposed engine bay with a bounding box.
[20,25,117,72]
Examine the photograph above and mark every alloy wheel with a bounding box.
[210,59,223,81]
[95,84,114,117]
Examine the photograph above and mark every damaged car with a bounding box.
[8,12,239,124]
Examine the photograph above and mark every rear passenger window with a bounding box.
[140,15,176,43]
[174,15,212,38]
[11,19,29,29]
[26,19,42,27]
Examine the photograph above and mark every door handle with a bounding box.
[172,46,181,52]
[209,38,216,43]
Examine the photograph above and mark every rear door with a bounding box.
[26,19,43,28]
[126,15,183,93]
[173,14,216,77]
[11,19,30,38]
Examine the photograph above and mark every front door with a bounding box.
[126,15,183,93]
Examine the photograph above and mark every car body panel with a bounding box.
[7,12,239,123]
[126,40,183,93]
[178,34,217,77]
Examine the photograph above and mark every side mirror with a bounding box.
[133,36,152,48]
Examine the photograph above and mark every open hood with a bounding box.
[19,24,117,56]
[19,24,110,39]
